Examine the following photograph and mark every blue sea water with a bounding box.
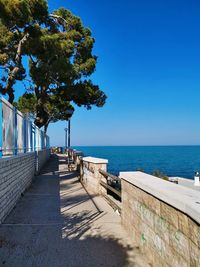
[74,146,200,179]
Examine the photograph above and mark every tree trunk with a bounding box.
[4,33,29,103]
[44,121,50,134]
[34,88,49,128]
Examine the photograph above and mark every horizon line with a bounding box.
[67,144,200,147]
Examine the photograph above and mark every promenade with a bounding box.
[0,155,148,267]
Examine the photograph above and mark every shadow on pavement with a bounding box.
[0,155,138,267]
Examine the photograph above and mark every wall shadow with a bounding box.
[0,154,139,267]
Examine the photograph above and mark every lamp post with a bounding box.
[68,119,71,148]
[67,119,71,166]
[64,127,68,150]
[65,110,73,167]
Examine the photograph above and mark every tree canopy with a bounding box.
[0,0,106,130]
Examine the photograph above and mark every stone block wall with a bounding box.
[35,149,51,174]
[121,175,200,267]
[72,151,84,171]
[80,156,108,195]
[0,149,51,223]
[0,153,35,223]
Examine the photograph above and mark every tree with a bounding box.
[0,0,49,103]
[0,0,106,129]
[16,92,74,133]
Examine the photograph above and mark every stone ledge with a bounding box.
[120,171,200,225]
[82,156,108,164]
[0,152,35,161]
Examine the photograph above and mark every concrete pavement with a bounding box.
[0,155,149,267]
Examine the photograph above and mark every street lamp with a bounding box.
[65,110,74,167]
[64,127,68,149]
[68,118,71,149]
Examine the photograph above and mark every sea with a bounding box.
[73,146,200,179]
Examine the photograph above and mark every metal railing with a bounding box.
[0,97,50,158]
[99,169,121,213]
[99,169,121,199]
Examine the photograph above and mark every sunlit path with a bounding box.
[0,155,149,267]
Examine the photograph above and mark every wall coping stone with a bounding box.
[82,156,108,164]
[0,149,50,163]
[0,152,35,162]
[120,171,200,224]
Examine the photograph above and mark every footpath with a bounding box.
[0,155,149,267]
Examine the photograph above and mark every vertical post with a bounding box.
[40,130,42,150]
[30,123,33,152]
[68,119,71,166]
[68,119,71,148]
[35,127,37,151]
[44,132,46,149]
[14,108,18,155]
[42,131,43,149]
[42,131,44,149]
[34,127,36,151]
[43,132,46,149]
[65,128,68,149]
[0,98,2,158]
[23,116,27,153]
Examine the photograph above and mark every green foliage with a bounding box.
[152,170,169,181]
[0,0,48,28]
[0,0,106,130]
[16,92,74,131]
[16,93,37,114]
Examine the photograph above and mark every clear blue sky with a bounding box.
[19,1,200,146]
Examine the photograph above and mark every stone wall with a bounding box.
[0,153,35,223]
[80,156,108,195]
[72,150,84,171]
[35,149,51,174]
[0,149,51,223]
[120,172,200,267]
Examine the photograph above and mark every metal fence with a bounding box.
[0,97,50,157]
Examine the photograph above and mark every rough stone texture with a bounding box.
[121,179,200,267]
[35,149,51,174]
[0,149,50,223]
[72,150,84,171]
[120,171,200,224]
[80,157,107,196]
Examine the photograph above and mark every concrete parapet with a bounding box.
[72,150,84,170]
[80,156,108,195]
[35,148,51,174]
[120,171,200,267]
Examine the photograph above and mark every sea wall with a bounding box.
[76,151,200,266]
[0,149,50,223]
[120,171,200,267]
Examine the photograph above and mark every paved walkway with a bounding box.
[0,155,149,267]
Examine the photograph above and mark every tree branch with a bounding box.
[15,33,30,63]
[29,55,38,66]
[49,14,68,25]
[2,33,30,103]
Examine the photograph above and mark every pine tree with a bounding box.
[0,0,106,129]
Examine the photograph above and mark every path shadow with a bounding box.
[0,155,139,267]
